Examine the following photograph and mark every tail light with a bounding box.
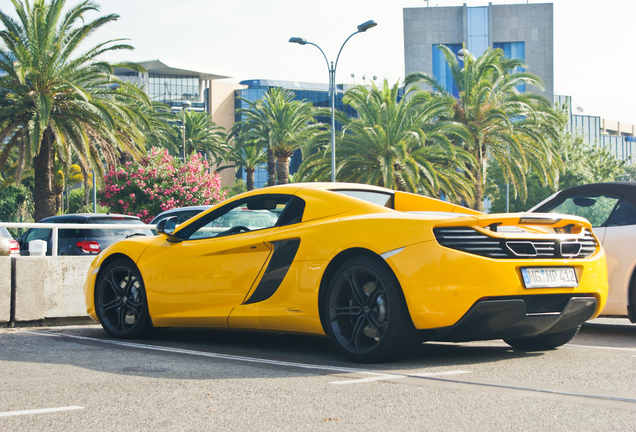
[76,240,101,254]
[9,240,19,255]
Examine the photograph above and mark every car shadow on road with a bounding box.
[0,325,546,381]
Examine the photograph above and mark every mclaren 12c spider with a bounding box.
[84,183,608,363]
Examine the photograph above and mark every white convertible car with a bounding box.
[530,182,636,321]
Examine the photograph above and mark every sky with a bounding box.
[8,0,636,123]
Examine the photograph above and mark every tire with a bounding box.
[95,258,154,339]
[325,256,421,363]
[504,326,581,351]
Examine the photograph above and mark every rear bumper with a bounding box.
[386,240,608,330]
[420,295,597,342]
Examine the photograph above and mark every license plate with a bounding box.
[521,267,578,289]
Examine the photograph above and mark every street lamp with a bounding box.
[181,100,191,161]
[289,19,377,182]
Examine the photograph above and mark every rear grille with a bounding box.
[433,227,597,259]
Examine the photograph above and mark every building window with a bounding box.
[147,74,200,103]
[493,42,526,93]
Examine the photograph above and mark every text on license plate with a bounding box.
[521,267,578,289]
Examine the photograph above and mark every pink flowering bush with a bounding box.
[100,148,227,223]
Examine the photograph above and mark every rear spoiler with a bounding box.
[438,212,592,238]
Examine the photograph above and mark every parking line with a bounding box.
[0,406,84,418]
[330,370,472,385]
[331,373,405,385]
[411,370,472,377]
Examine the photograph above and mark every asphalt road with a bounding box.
[1,318,635,431]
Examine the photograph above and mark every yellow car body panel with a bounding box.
[85,182,609,358]
[386,241,607,329]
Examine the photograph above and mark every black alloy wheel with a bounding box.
[95,259,154,339]
[325,256,420,363]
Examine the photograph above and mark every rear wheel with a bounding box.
[325,256,420,363]
[504,326,580,351]
[95,258,154,339]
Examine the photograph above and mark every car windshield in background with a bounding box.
[86,218,151,237]
[537,194,621,228]
[332,190,394,208]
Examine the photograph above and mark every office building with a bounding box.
[403,2,553,99]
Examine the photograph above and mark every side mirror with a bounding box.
[156,217,181,242]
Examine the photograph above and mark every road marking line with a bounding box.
[0,406,84,418]
[568,344,636,353]
[330,370,472,385]
[331,373,404,385]
[411,370,472,377]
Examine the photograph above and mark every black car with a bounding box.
[18,213,152,256]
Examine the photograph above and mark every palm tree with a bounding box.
[298,80,475,203]
[171,110,226,164]
[236,87,322,185]
[406,46,564,211]
[54,158,84,212]
[223,125,267,191]
[0,0,151,221]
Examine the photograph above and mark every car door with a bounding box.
[140,194,294,327]
[535,192,630,315]
[599,199,636,315]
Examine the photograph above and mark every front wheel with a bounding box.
[504,326,580,351]
[95,258,154,339]
[325,256,421,363]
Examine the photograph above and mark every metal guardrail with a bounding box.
[0,222,156,257]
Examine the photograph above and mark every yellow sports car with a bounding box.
[84,183,608,363]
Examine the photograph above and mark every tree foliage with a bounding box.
[169,109,226,164]
[223,124,267,191]
[406,46,564,211]
[0,0,152,220]
[486,133,626,212]
[100,148,226,222]
[297,79,475,203]
[235,87,322,185]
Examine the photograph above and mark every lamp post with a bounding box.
[182,100,191,161]
[289,19,377,182]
